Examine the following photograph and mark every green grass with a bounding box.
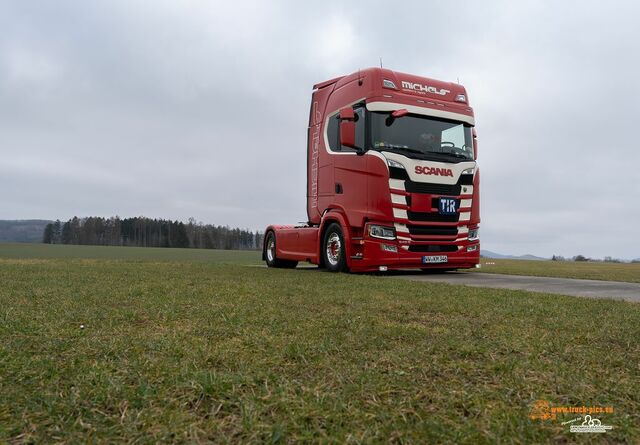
[474,258,640,283]
[1,245,638,443]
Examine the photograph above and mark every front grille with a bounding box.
[408,244,459,253]
[407,225,458,236]
[403,172,473,195]
[407,211,459,223]
[405,181,461,195]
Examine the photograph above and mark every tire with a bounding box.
[322,223,347,272]
[264,232,298,269]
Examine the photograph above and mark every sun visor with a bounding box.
[366,101,475,126]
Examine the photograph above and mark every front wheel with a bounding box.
[322,223,347,272]
[264,232,298,269]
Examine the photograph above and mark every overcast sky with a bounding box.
[1,1,639,259]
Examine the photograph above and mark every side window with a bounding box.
[327,106,364,152]
[327,114,339,151]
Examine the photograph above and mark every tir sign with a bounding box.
[439,198,458,215]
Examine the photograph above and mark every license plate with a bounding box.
[422,255,448,264]
[438,197,458,215]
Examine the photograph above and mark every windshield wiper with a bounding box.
[439,151,471,160]
[376,144,471,162]
[377,144,423,155]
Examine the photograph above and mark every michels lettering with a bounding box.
[415,166,454,177]
[401,80,450,96]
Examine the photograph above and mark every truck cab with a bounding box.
[264,67,480,272]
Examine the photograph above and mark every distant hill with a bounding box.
[0,220,53,243]
[480,250,548,261]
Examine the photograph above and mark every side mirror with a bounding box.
[339,107,356,149]
[472,128,478,160]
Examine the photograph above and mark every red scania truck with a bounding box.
[263,67,480,272]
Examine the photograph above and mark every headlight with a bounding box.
[468,228,479,241]
[369,224,396,240]
[387,159,405,169]
[461,167,475,175]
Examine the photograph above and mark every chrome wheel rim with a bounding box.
[326,232,341,266]
[266,237,275,262]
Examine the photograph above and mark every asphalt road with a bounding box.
[395,272,640,302]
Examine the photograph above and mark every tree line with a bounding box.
[43,217,263,250]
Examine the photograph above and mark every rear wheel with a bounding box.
[322,223,347,272]
[264,232,298,269]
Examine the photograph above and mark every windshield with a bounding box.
[370,111,474,162]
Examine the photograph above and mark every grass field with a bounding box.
[475,258,640,283]
[3,244,639,283]
[1,244,639,443]
[0,243,261,263]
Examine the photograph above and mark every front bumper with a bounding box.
[348,236,480,272]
